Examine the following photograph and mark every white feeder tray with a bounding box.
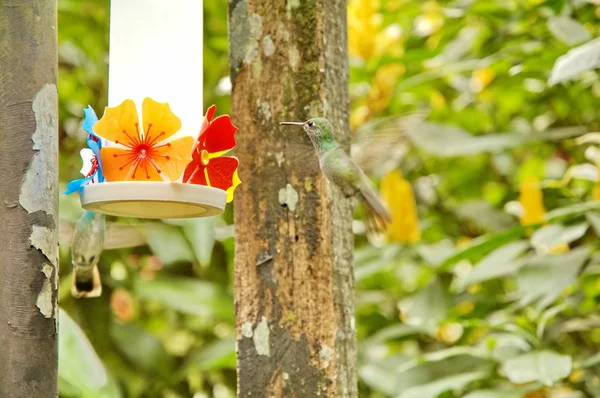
[80,182,227,219]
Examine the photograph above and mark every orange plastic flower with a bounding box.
[94,98,194,181]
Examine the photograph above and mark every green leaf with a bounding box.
[396,346,486,374]
[549,37,600,85]
[439,225,531,271]
[501,351,572,386]
[530,223,588,250]
[399,277,449,328]
[139,223,196,265]
[545,201,600,222]
[365,324,425,346]
[456,200,517,232]
[355,244,403,281]
[181,218,216,267]
[406,122,526,157]
[536,303,569,339]
[360,364,398,396]
[110,323,174,379]
[417,239,456,266]
[517,247,589,310]
[582,351,600,368]
[58,309,121,398]
[547,16,591,46]
[456,240,529,290]
[477,333,532,362]
[463,386,541,398]
[135,276,234,321]
[585,212,600,236]
[397,370,489,398]
[185,337,236,371]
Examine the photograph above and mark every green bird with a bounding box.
[71,211,105,298]
[280,118,392,238]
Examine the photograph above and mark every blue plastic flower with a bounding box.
[64,106,105,195]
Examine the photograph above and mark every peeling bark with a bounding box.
[0,1,59,397]
[230,0,356,396]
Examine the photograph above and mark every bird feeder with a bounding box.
[65,0,240,219]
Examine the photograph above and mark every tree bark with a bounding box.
[230,0,355,396]
[0,1,59,397]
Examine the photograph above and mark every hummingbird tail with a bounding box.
[359,182,392,223]
[359,184,392,247]
[71,265,102,299]
[365,206,388,247]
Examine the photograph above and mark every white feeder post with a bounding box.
[108,0,204,142]
[81,1,226,219]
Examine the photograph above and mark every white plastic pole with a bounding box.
[108,0,203,141]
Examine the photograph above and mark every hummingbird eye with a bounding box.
[307,121,314,127]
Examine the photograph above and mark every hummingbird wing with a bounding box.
[320,149,391,247]
[351,111,426,176]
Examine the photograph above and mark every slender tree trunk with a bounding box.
[0,1,59,397]
[230,0,355,396]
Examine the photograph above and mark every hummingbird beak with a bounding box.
[279,121,305,126]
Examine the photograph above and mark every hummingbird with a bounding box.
[280,118,392,239]
[71,211,105,298]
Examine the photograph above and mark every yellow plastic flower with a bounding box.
[381,170,421,243]
[518,177,546,226]
[94,98,194,182]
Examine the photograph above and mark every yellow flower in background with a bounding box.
[471,67,496,93]
[414,1,444,37]
[375,24,405,58]
[381,170,421,243]
[593,162,600,200]
[456,236,472,248]
[350,105,369,131]
[518,177,546,226]
[594,183,600,200]
[348,0,404,60]
[348,0,381,59]
[549,243,570,254]
[384,0,406,12]
[367,63,406,116]
[436,322,464,344]
[429,91,446,110]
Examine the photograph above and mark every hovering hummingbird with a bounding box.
[280,118,392,238]
[71,211,105,298]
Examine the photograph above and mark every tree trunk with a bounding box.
[230,0,355,396]
[0,1,59,397]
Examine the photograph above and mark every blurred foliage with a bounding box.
[57,0,600,397]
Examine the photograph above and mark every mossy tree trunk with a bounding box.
[0,1,59,396]
[229,0,356,396]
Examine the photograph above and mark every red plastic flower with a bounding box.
[183,105,240,202]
